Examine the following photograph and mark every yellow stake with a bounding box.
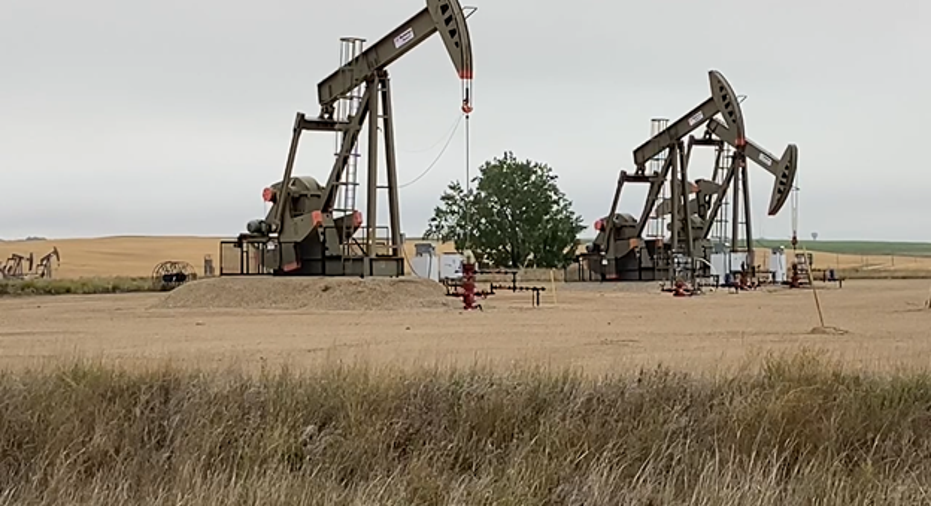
[550,269,558,306]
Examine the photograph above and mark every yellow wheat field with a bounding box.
[2,236,930,279]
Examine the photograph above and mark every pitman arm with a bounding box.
[315,0,473,118]
[632,70,745,170]
[705,118,798,216]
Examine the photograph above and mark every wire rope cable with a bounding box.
[398,113,463,189]
[461,76,473,245]
[395,114,462,153]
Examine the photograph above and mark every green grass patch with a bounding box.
[755,239,931,257]
[0,276,162,296]
[837,269,931,280]
[0,350,929,504]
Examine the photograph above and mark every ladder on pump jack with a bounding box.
[333,37,366,268]
[333,22,475,271]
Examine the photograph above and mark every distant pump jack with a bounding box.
[583,70,799,285]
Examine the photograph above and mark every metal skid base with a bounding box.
[575,246,712,283]
[290,256,404,277]
[217,239,403,277]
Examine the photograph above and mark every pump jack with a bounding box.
[655,122,798,284]
[34,247,61,279]
[223,0,474,277]
[584,70,798,284]
[1,253,33,280]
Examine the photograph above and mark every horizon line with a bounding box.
[2,234,929,245]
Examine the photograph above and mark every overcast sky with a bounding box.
[1,0,927,241]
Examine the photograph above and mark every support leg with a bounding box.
[731,155,740,254]
[273,113,305,232]
[669,144,679,283]
[601,174,625,255]
[633,154,674,238]
[699,159,738,239]
[320,85,372,211]
[380,73,403,258]
[741,157,755,274]
[678,141,694,283]
[711,143,724,182]
[366,78,379,263]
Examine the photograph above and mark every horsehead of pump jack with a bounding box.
[703,118,798,216]
[315,0,474,121]
[230,0,475,277]
[631,70,746,174]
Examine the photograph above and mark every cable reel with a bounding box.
[152,260,198,291]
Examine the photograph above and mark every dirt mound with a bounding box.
[155,276,455,311]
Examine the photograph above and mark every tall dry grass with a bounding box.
[1,350,929,505]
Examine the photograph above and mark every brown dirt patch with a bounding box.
[155,276,455,311]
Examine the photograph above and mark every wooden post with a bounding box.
[803,247,825,327]
[550,269,558,305]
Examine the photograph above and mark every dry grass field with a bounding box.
[0,236,225,279]
[3,235,931,280]
[0,236,464,279]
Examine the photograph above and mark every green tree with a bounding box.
[424,151,585,268]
